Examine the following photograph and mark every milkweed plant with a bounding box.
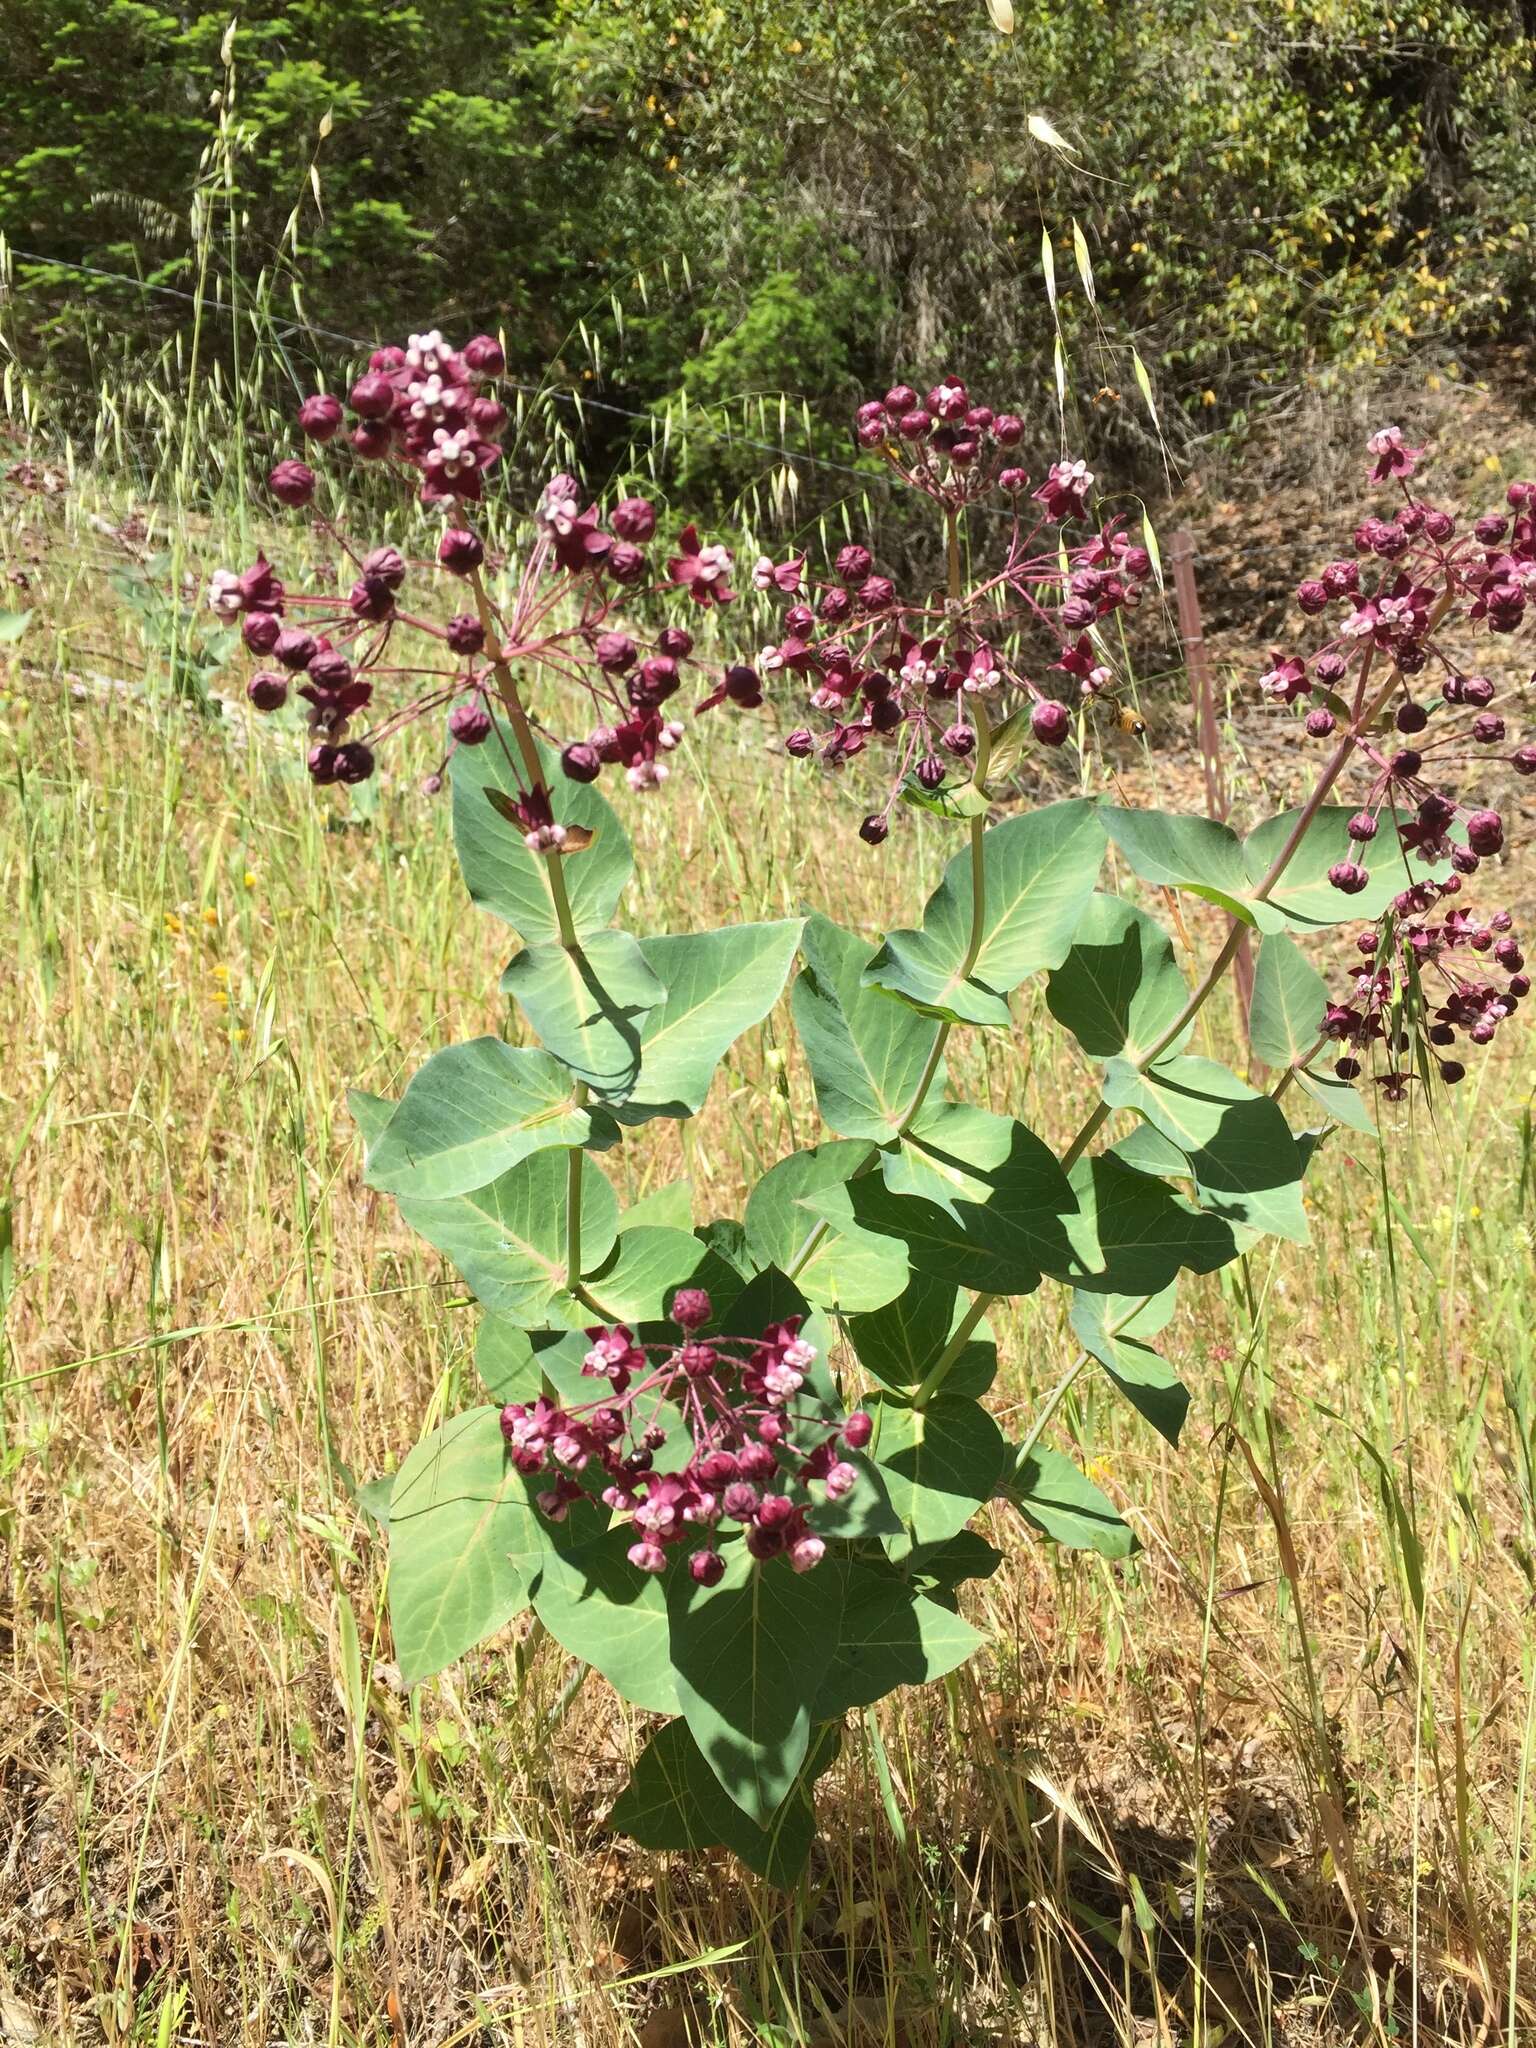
[216,333,1534,1876]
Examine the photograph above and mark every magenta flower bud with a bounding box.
[724,664,762,707]
[1395,700,1428,734]
[965,404,994,430]
[842,1411,873,1450]
[784,727,815,758]
[926,378,968,421]
[462,333,505,375]
[689,1548,725,1587]
[632,655,679,706]
[1122,545,1153,581]
[421,773,444,797]
[868,697,903,734]
[363,546,406,590]
[308,649,354,691]
[351,420,393,460]
[818,585,853,623]
[998,465,1028,493]
[1514,746,1536,776]
[942,722,975,756]
[246,671,287,712]
[1423,507,1455,540]
[627,1540,667,1573]
[1472,713,1506,743]
[1439,1059,1467,1085]
[783,604,816,637]
[1296,579,1330,614]
[857,575,895,612]
[560,741,603,783]
[298,392,344,441]
[242,610,282,655]
[1060,596,1097,631]
[884,384,917,414]
[856,400,887,427]
[350,372,396,419]
[1305,708,1336,738]
[671,1287,712,1331]
[1466,809,1504,856]
[610,496,657,542]
[835,543,874,585]
[307,743,339,785]
[1031,699,1071,746]
[789,1535,826,1574]
[268,459,316,508]
[948,436,980,467]
[1475,514,1508,544]
[916,753,946,790]
[897,408,933,442]
[856,419,887,449]
[275,628,318,672]
[859,813,890,846]
[438,528,484,575]
[335,741,375,784]
[1391,750,1423,780]
[993,413,1024,445]
[449,702,492,746]
[349,577,394,622]
[757,1493,794,1530]
[1313,652,1347,685]
[721,1482,759,1521]
[606,540,647,585]
[1347,811,1378,842]
[657,626,694,660]
[1321,560,1358,595]
[1495,937,1523,970]
[595,631,637,673]
[1511,974,1532,999]
[1452,846,1481,875]
[1328,861,1370,894]
[445,614,485,656]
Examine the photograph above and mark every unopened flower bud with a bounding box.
[1031,699,1071,746]
[610,496,657,542]
[246,671,287,712]
[298,392,344,441]
[462,333,506,375]
[275,628,317,671]
[1305,708,1336,738]
[335,741,375,784]
[607,540,646,585]
[784,727,815,758]
[438,529,484,575]
[243,611,282,655]
[842,1411,873,1449]
[1466,809,1504,856]
[1347,811,1378,842]
[268,459,316,508]
[350,372,396,419]
[449,702,492,746]
[307,743,339,785]
[445,614,485,656]
[671,1287,712,1331]
[1328,861,1370,894]
[859,813,890,846]
[561,741,602,783]
[690,1548,725,1586]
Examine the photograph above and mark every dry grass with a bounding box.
[2,457,1536,2048]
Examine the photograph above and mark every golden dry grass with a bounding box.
[2,466,1536,2048]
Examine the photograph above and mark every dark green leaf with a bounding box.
[1046,892,1192,1061]
[1069,1286,1188,1444]
[1067,1152,1240,1295]
[531,1524,679,1714]
[869,1391,1007,1553]
[1102,1055,1309,1243]
[812,1562,984,1717]
[608,1717,839,1885]
[582,1225,740,1323]
[792,913,945,1141]
[864,802,1105,1024]
[1007,1444,1137,1557]
[744,1140,910,1312]
[668,1544,845,1824]
[845,1270,997,1397]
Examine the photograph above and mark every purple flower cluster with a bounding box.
[697,379,1155,842]
[499,1290,873,1580]
[1260,438,1535,901]
[1323,897,1527,1097]
[222,329,745,804]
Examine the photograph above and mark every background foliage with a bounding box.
[5,0,1534,484]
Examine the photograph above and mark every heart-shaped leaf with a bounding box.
[864,802,1105,1024]
[501,930,665,1098]
[868,1391,1007,1553]
[1069,1286,1188,1444]
[1046,893,1192,1062]
[453,730,633,943]
[613,921,803,1123]
[792,914,946,1141]
[813,1562,984,1718]
[745,1141,910,1312]
[363,1039,616,1199]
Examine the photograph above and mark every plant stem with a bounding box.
[468,566,579,950]
[567,1080,588,1293]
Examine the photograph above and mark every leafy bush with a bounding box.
[210,333,1534,1871]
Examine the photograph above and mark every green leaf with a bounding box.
[0,609,33,643]
[899,774,991,820]
[363,1039,616,1199]
[1248,934,1327,1067]
[1046,893,1192,1061]
[868,1392,1007,1553]
[474,1315,543,1402]
[1102,1055,1309,1244]
[583,1225,739,1323]
[845,1270,997,1397]
[813,1563,984,1718]
[1069,1286,1188,1444]
[608,1717,840,1885]
[1099,807,1270,927]
[625,1180,696,1231]
[791,914,946,1142]
[668,1545,845,1825]
[1007,1444,1137,1557]
[348,1088,395,1150]
[390,1149,620,1325]
[907,1530,1004,1609]
[501,931,666,1098]
[452,729,633,944]
[1248,805,1453,929]
[1067,1152,1240,1296]
[387,1407,549,1682]
[744,1141,910,1312]
[531,1525,679,1714]
[1296,1065,1377,1134]
[613,921,803,1123]
[864,802,1105,1024]
[828,1107,1087,1298]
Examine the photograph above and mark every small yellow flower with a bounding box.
[243,869,257,889]
[210,964,230,984]
[164,913,182,934]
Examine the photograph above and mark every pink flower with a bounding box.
[1367,424,1423,483]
